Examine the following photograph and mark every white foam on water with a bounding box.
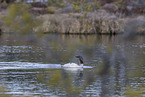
[0,62,93,70]
[0,62,61,70]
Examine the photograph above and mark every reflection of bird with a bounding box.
[62,55,84,68]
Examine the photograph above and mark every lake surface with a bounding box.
[0,34,144,97]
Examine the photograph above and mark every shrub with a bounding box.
[46,7,56,14]
[2,2,43,34]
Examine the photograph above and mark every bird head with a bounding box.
[76,55,84,64]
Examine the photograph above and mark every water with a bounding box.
[0,34,144,97]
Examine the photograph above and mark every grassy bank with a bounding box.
[35,11,124,35]
[36,11,145,35]
[0,1,145,35]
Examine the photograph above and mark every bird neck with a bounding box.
[78,60,83,66]
[79,59,84,64]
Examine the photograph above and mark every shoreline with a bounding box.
[0,1,145,35]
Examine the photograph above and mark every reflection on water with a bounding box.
[0,34,144,96]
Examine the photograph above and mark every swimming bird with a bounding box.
[62,55,84,68]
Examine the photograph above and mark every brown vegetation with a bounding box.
[0,0,15,4]
[134,6,145,14]
[0,0,145,35]
[99,0,119,5]
[31,2,48,8]
[36,11,123,35]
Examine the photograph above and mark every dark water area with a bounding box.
[0,34,144,97]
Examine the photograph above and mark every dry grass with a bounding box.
[1,8,145,35]
[36,10,124,34]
